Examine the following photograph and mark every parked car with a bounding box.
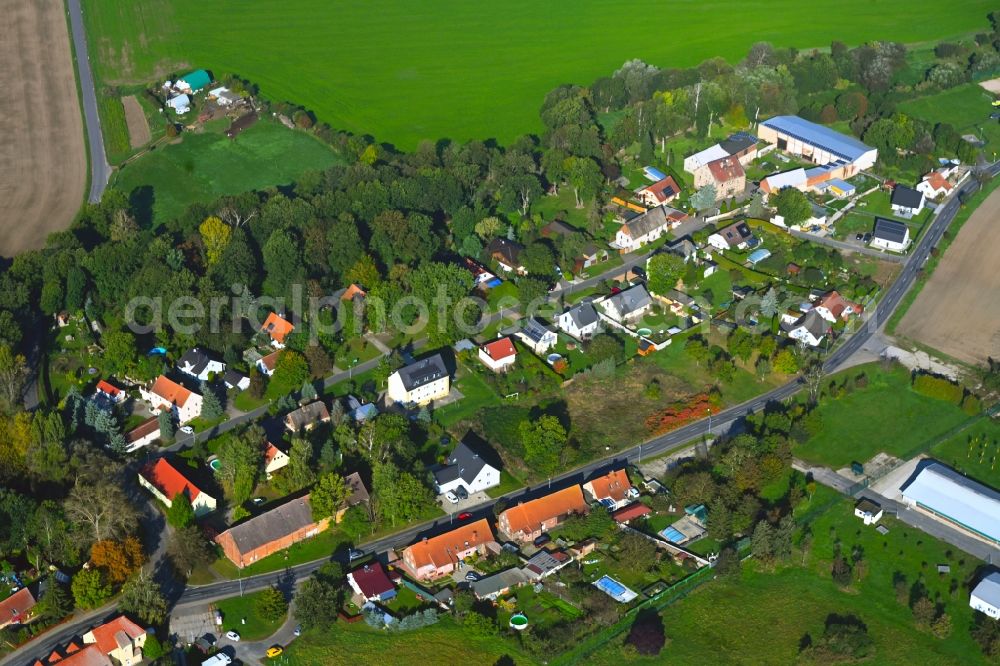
[855,233,864,240]
[533,534,551,548]
[444,491,459,504]
[457,512,472,520]
[465,572,480,581]
[251,497,266,506]
[455,486,469,500]
[293,625,301,637]
[348,548,365,561]
[214,611,223,626]
[266,646,284,658]
[225,630,240,642]
[179,425,194,435]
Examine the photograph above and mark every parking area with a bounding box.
[170,605,220,645]
[436,489,490,513]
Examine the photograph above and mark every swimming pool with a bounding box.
[593,575,638,603]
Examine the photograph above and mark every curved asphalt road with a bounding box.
[66,0,111,203]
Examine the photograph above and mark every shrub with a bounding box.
[961,393,982,416]
[911,373,963,405]
[645,393,719,436]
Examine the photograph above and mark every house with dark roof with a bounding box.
[707,221,755,252]
[348,562,397,602]
[782,309,829,347]
[284,400,331,432]
[557,301,601,340]
[890,184,925,217]
[870,217,910,252]
[479,337,517,373]
[177,347,226,381]
[637,175,682,207]
[614,205,686,251]
[515,317,558,354]
[138,457,217,516]
[387,354,450,406]
[223,369,250,392]
[487,238,526,274]
[540,220,576,238]
[599,284,652,323]
[344,395,379,422]
[854,498,883,525]
[471,568,529,601]
[719,132,759,163]
[434,441,501,495]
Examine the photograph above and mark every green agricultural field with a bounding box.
[794,363,974,468]
[591,491,988,665]
[900,82,1000,154]
[930,418,1000,491]
[83,0,993,148]
[113,120,343,225]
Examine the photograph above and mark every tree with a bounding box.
[773,348,799,374]
[647,253,685,295]
[101,329,137,376]
[310,472,349,521]
[760,288,778,319]
[625,610,667,656]
[255,586,288,622]
[587,333,625,365]
[372,462,434,526]
[0,345,29,412]
[271,350,310,395]
[65,482,137,542]
[295,577,342,630]
[118,570,168,624]
[300,379,318,402]
[690,184,718,211]
[217,426,263,507]
[199,216,231,266]
[522,242,555,277]
[199,381,224,421]
[617,532,657,571]
[519,416,566,475]
[157,410,174,442]
[727,328,755,362]
[747,191,768,218]
[248,368,265,399]
[751,520,776,563]
[262,229,303,298]
[772,187,812,225]
[280,437,317,494]
[143,634,167,661]
[71,568,112,609]
[566,156,603,207]
[90,536,145,583]
[912,596,936,629]
[167,491,195,528]
[802,614,874,662]
[35,578,73,620]
[167,525,215,578]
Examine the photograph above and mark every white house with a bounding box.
[971,572,1000,619]
[636,176,681,207]
[515,318,558,354]
[890,185,925,217]
[558,302,601,340]
[140,375,203,425]
[433,441,501,495]
[479,337,517,373]
[916,170,954,200]
[264,442,290,476]
[387,354,450,406]
[707,220,754,252]
[813,291,862,323]
[223,369,250,391]
[760,168,808,195]
[95,379,125,405]
[257,350,280,377]
[870,218,910,252]
[854,498,883,526]
[783,310,828,347]
[614,206,685,251]
[125,417,161,453]
[177,348,226,381]
[599,284,652,323]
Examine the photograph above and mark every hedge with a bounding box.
[911,373,964,404]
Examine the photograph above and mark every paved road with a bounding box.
[789,229,905,262]
[66,0,111,203]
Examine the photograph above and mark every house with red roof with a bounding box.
[583,469,637,510]
[138,457,217,517]
[94,380,124,405]
[812,290,862,323]
[347,562,397,602]
[497,486,588,543]
[261,312,295,348]
[124,417,161,453]
[478,337,517,373]
[916,169,955,200]
[401,519,497,581]
[263,441,290,476]
[0,586,37,629]
[637,176,681,207]
[612,502,652,524]
[81,615,146,665]
[139,375,202,425]
[256,350,281,377]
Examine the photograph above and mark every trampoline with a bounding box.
[593,575,638,603]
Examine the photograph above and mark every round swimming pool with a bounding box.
[636,328,653,336]
[546,354,562,364]
[209,458,222,472]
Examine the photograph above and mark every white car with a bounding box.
[179,425,194,435]
[445,491,459,504]
[225,630,240,642]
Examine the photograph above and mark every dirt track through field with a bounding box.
[897,188,1000,365]
[0,0,87,257]
[122,95,150,148]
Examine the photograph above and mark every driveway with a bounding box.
[437,490,490,514]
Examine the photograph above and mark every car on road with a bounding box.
[179,425,194,435]
[444,491,459,504]
[266,646,284,658]
[465,572,480,581]
[455,485,469,500]
[457,512,472,520]
[348,548,365,561]
[224,630,240,641]
[251,497,266,506]
[293,624,301,637]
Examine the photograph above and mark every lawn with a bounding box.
[930,417,1000,491]
[434,364,501,427]
[215,589,288,641]
[900,82,1000,154]
[112,120,343,225]
[592,493,988,665]
[99,97,131,164]
[794,362,974,468]
[83,0,992,149]
[283,616,536,665]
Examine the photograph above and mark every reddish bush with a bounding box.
[644,393,719,436]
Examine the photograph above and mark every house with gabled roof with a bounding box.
[94,380,125,405]
[479,337,517,373]
[81,615,147,666]
[0,586,37,629]
[515,317,558,355]
[599,284,652,323]
[257,350,281,377]
[707,220,755,252]
[583,469,637,510]
[558,301,601,340]
[348,562,397,602]
[138,457,217,516]
[223,369,250,392]
[140,375,202,424]
[890,184,925,217]
[782,309,829,347]
[487,238,526,275]
[758,115,877,173]
[870,217,910,252]
[614,205,687,252]
[216,495,328,567]
[434,441,501,496]
[917,170,954,200]
[284,400,331,432]
[637,176,681,207]
[124,417,160,453]
[813,290,862,323]
[971,571,1000,619]
[260,312,294,348]
[177,347,225,381]
[387,354,450,406]
[401,519,497,581]
[497,485,588,543]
